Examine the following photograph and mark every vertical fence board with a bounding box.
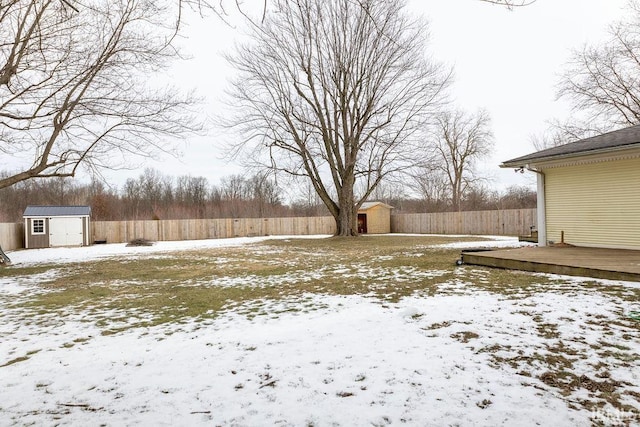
[390,209,536,236]
[86,216,338,244]
[0,223,23,251]
[1,209,535,249]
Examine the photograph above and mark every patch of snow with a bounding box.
[6,235,332,267]
[533,272,640,290]
[0,294,603,426]
[1,235,638,425]
[432,236,535,249]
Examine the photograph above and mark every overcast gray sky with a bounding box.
[100,0,629,192]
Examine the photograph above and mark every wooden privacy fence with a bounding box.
[0,222,23,251]
[0,209,536,250]
[391,209,537,236]
[92,216,337,244]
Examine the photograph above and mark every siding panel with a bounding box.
[544,157,640,249]
[360,205,392,234]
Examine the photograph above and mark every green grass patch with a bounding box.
[0,265,53,278]
[5,236,639,333]
[3,235,639,416]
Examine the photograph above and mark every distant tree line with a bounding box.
[0,168,535,223]
[0,169,293,222]
[370,181,536,214]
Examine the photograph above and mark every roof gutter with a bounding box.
[500,143,640,169]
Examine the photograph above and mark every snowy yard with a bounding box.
[1,235,639,426]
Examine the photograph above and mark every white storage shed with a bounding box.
[23,206,92,249]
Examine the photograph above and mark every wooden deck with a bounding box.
[461,246,640,282]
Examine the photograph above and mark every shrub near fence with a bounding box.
[391,209,537,236]
[0,222,23,251]
[92,216,337,244]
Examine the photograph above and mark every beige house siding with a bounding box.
[544,156,640,249]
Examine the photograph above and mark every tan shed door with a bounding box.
[544,157,640,250]
[49,217,84,247]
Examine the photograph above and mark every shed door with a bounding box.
[358,214,367,234]
[49,217,84,247]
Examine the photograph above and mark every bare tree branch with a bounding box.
[529,118,610,151]
[422,108,494,212]
[478,0,537,9]
[0,0,203,190]
[223,0,450,236]
[558,0,640,131]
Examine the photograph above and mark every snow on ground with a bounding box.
[5,234,527,267]
[0,296,579,426]
[5,235,333,267]
[1,236,638,426]
[430,236,535,250]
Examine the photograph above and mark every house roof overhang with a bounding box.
[500,125,640,169]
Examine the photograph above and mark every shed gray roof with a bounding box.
[501,125,640,167]
[23,205,91,217]
[359,201,394,210]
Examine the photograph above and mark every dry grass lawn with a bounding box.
[2,235,639,417]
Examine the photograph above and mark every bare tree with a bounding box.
[245,172,281,217]
[0,0,202,190]
[174,175,208,217]
[478,0,536,8]
[223,0,536,20]
[498,185,536,209]
[530,124,574,152]
[290,181,326,216]
[529,118,610,151]
[558,0,640,130]
[218,174,248,218]
[429,109,494,211]
[409,162,450,211]
[224,0,450,236]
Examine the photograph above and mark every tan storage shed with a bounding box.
[357,202,393,234]
[502,125,640,250]
[23,206,92,249]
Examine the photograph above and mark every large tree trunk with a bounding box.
[335,206,357,236]
[334,179,358,236]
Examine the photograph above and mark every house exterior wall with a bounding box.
[544,156,640,250]
[360,205,391,234]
